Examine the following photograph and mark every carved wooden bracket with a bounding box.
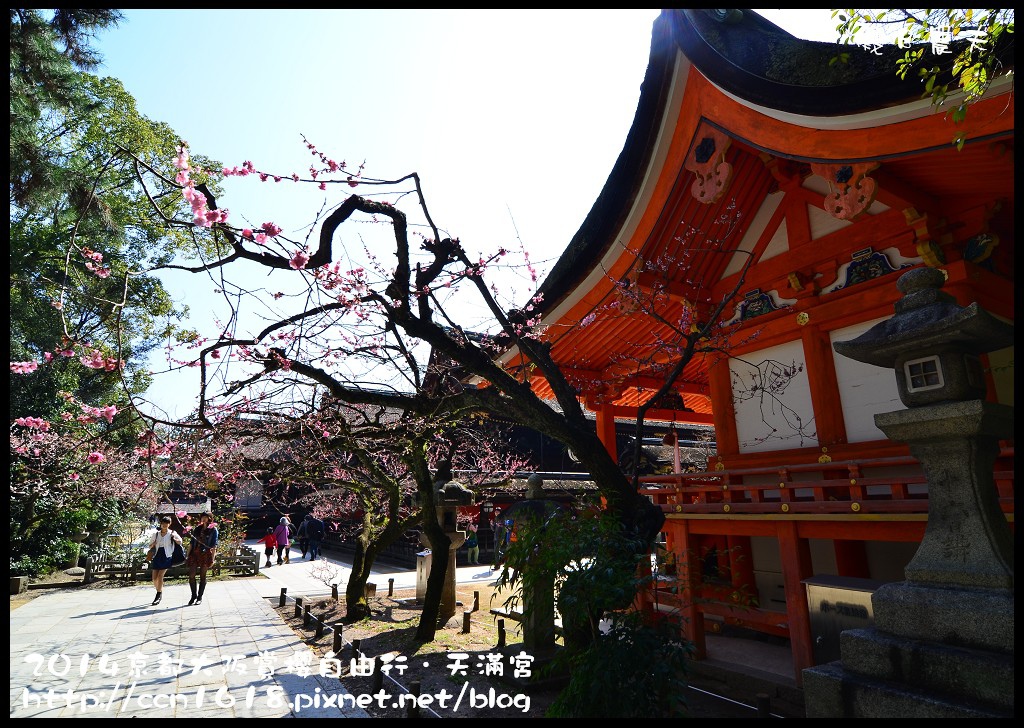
[685,126,733,204]
[759,153,807,190]
[902,207,945,267]
[810,161,880,220]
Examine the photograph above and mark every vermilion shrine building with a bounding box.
[502,10,1014,684]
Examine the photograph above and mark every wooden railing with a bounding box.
[634,447,1013,657]
[83,550,261,583]
[638,448,1014,516]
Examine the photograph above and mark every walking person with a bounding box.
[295,516,310,559]
[186,512,219,606]
[146,516,183,605]
[304,514,325,560]
[255,527,277,568]
[273,517,292,565]
[492,510,507,569]
[465,523,480,565]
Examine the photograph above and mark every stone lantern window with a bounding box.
[903,355,943,392]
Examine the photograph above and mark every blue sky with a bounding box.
[89,9,839,418]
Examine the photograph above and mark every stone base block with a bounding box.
[871,581,1013,653]
[839,628,1014,710]
[803,661,1012,718]
[11,576,28,594]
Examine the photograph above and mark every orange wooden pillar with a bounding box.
[776,521,814,685]
[801,323,847,447]
[594,403,618,460]
[834,539,870,578]
[707,353,738,457]
[672,519,707,659]
[726,535,756,601]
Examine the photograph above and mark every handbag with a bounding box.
[171,541,187,567]
[145,546,156,562]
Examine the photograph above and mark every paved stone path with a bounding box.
[10,579,370,718]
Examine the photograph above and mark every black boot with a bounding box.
[152,592,162,606]
[195,585,205,605]
[188,592,197,606]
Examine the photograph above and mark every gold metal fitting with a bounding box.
[723,504,731,513]
[781,503,790,513]
[851,502,861,512]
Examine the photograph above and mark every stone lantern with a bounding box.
[499,474,565,659]
[804,267,1014,718]
[429,476,474,625]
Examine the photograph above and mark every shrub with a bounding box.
[494,505,696,717]
[547,613,694,717]
[10,554,55,578]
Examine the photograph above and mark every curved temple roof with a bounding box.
[507,9,1014,427]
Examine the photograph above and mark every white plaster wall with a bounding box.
[830,317,904,443]
[750,536,786,612]
[865,540,919,582]
[750,533,916,611]
[988,345,1014,406]
[731,339,816,453]
[987,312,1014,407]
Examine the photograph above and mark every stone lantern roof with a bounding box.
[833,267,1014,407]
[833,267,1014,368]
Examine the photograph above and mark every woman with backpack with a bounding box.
[272,517,293,564]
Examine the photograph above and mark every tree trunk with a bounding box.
[344,533,373,622]
[414,475,453,642]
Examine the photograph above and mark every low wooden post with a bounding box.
[497,618,506,648]
[315,618,325,639]
[331,583,339,601]
[462,610,472,634]
[407,681,421,719]
[294,597,303,618]
[303,603,312,628]
[279,587,288,607]
[352,638,361,659]
[388,578,394,597]
[371,658,384,693]
[756,692,771,718]
[473,591,480,612]
[333,623,344,655]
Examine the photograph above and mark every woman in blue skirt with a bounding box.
[147,515,183,605]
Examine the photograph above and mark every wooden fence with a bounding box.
[83,550,261,583]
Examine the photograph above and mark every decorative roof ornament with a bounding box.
[809,162,880,220]
[684,125,733,203]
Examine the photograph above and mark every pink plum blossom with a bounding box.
[289,250,310,270]
[87,452,106,464]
